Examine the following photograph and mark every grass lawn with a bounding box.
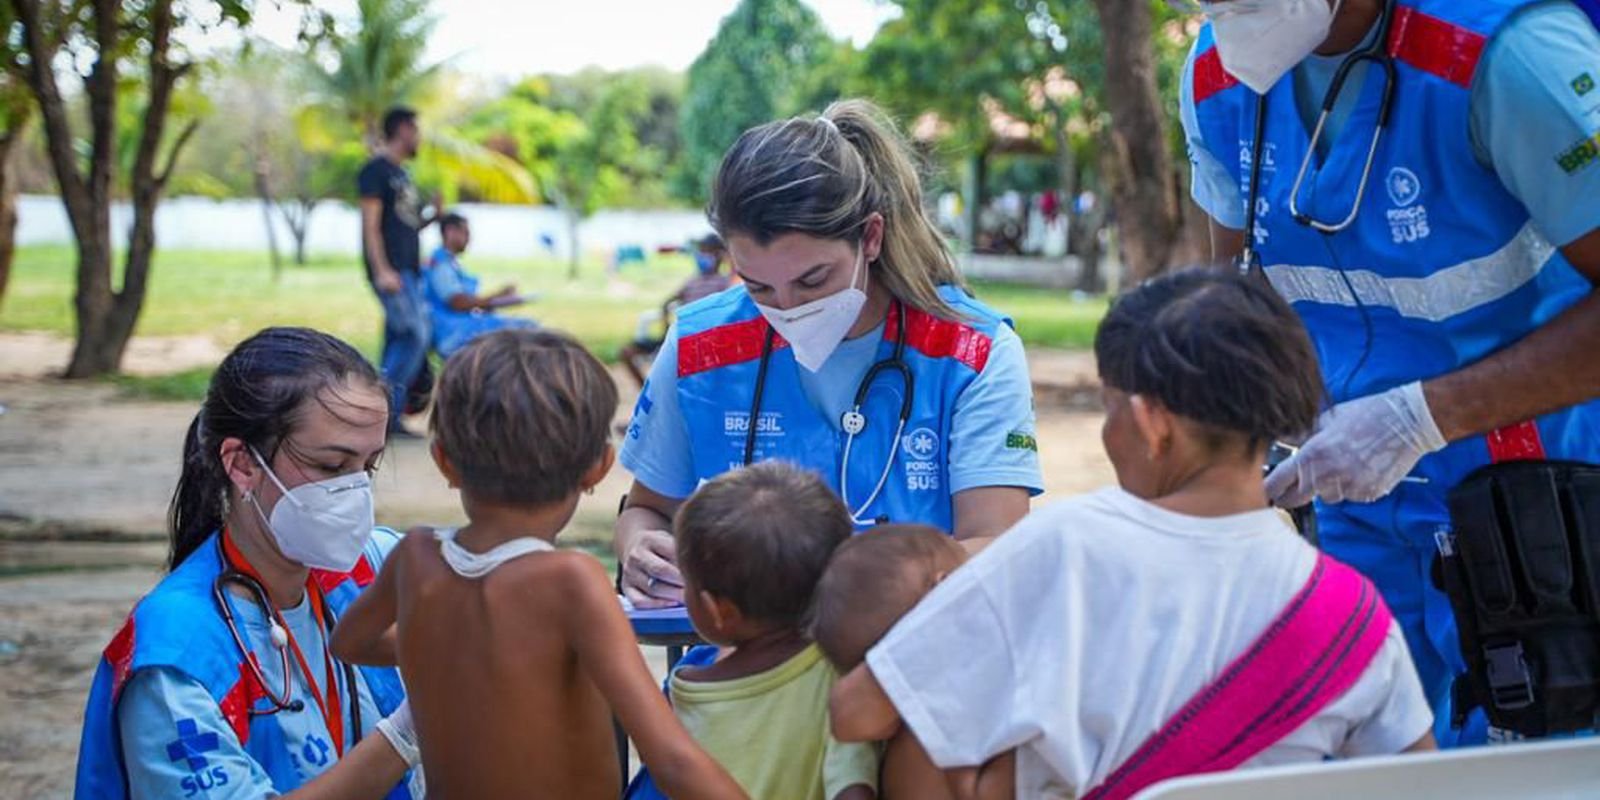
[2,246,1106,399]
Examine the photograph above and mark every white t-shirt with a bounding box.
[866,487,1433,799]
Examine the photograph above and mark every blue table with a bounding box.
[617,603,703,791]
[629,604,700,656]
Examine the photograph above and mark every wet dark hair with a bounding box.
[808,524,967,671]
[439,212,468,233]
[675,462,852,627]
[430,328,617,507]
[1095,269,1322,449]
[168,327,383,568]
[382,106,417,140]
[708,99,964,320]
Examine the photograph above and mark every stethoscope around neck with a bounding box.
[1237,0,1399,274]
[211,538,363,740]
[743,302,914,525]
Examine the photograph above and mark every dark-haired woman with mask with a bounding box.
[615,100,1045,607]
[76,327,422,799]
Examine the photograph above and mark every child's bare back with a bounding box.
[395,528,621,798]
[330,330,744,800]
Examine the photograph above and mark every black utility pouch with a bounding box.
[1435,460,1600,736]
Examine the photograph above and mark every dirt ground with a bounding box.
[0,332,1112,798]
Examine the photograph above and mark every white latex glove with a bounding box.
[376,699,421,769]
[1265,381,1446,507]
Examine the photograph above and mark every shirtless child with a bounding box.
[809,526,1012,800]
[332,329,744,799]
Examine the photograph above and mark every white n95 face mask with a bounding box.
[1203,0,1342,95]
[755,247,869,372]
[249,447,375,572]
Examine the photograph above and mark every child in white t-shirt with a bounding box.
[828,269,1436,800]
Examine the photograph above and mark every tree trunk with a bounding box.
[0,122,24,307]
[277,197,315,266]
[1044,107,1105,295]
[1090,0,1181,284]
[566,207,581,280]
[254,160,283,280]
[11,0,196,378]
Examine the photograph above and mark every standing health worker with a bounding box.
[1179,0,1600,745]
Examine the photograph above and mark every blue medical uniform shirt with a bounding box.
[1182,0,1600,247]
[115,533,401,798]
[621,321,1043,502]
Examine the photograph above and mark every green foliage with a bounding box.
[541,68,687,209]
[863,0,1196,177]
[310,0,442,144]
[674,0,839,204]
[466,74,655,270]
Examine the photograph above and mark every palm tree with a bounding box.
[314,0,441,149]
[308,0,535,203]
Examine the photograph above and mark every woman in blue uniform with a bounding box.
[615,99,1045,608]
[76,328,420,799]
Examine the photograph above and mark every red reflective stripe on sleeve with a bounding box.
[105,618,137,698]
[1387,6,1487,89]
[218,664,259,745]
[1193,47,1237,104]
[1487,420,1547,463]
[677,317,786,378]
[895,305,993,372]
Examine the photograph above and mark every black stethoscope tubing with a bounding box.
[1238,0,1399,272]
[742,302,915,481]
[211,540,364,743]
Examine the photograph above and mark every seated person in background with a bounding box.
[331,329,744,800]
[810,525,1011,800]
[620,234,734,387]
[831,269,1437,800]
[423,212,537,358]
[628,461,878,800]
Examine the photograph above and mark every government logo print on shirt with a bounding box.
[1238,139,1277,248]
[167,718,232,797]
[1386,166,1431,244]
[902,427,941,492]
[302,734,332,768]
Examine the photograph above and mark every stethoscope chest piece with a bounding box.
[841,410,867,436]
[269,621,289,650]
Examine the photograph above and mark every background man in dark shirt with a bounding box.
[358,106,437,437]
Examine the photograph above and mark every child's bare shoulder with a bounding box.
[497,548,614,599]
[394,525,439,559]
[504,547,606,580]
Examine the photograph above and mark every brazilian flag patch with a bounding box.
[1006,432,1038,453]
[1575,72,1596,97]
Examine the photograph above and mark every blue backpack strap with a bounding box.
[622,645,721,800]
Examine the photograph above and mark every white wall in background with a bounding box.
[15,195,713,261]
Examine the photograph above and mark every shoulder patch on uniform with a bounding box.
[897,305,993,373]
[1558,130,1600,176]
[1006,431,1038,453]
[1192,46,1237,104]
[1387,6,1487,89]
[1575,72,1596,97]
[678,317,786,378]
[105,616,137,698]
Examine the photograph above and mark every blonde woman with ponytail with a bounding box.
[615,99,1043,609]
